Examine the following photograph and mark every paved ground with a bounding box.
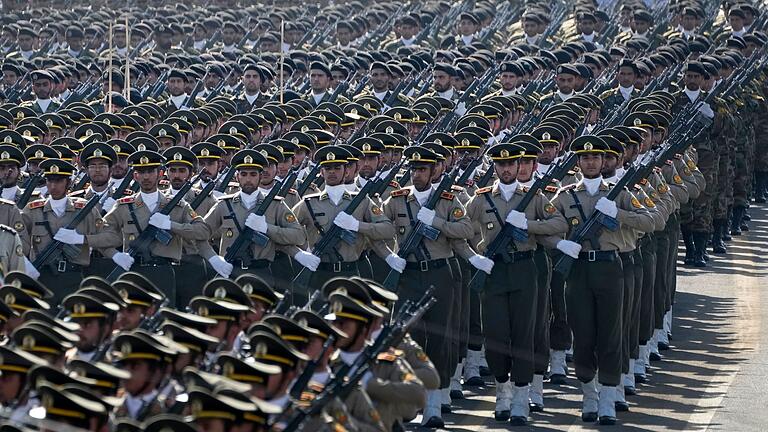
[408,205,768,431]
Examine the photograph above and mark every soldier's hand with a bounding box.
[595,197,618,217]
[112,252,135,271]
[102,197,117,213]
[54,228,85,245]
[385,253,407,273]
[148,213,172,230]
[208,255,233,278]
[245,214,268,233]
[23,257,40,280]
[505,210,528,229]
[417,207,436,226]
[697,102,715,119]
[556,240,582,259]
[294,250,321,271]
[468,254,494,274]
[333,212,360,232]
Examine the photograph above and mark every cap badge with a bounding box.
[173,152,182,161]
[94,149,103,157]
[412,152,421,160]
[22,335,35,350]
[158,129,167,137]
[362,143,371,152]
[45,119,53,127]
[73,303,86,314]
[229,127,238,135]
[201,148,210,157]
[50,165,59,174]
[500,149,510,158]
[584,142,593,151]
[1,151,9,160]
[35,150,43,158]
[326,152,335,161]
[633,118,642,126]
[214,287,227,299]
[291,137,299,145]
[139,156,149,165]
[542,132,551,141]
[254,342,268,358]
[244,155,253,164]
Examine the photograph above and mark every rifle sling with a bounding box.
[305,198,343,262]
[404,200,431,262]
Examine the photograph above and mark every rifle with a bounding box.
[204,29,222,52]
[293,170,385,288]
[181,80,203,109]
[29,37,54,61]
[349,75,370,99]
[142,70,169,100]
[469,153,577,292]
[139,297,170,332]
[295,163,321,197]
[276,167,300,197]
[72,174,90,192]
[109,168,135,201]
[281,287,436,432]
[213,166,237,194]
[204,71,233,102]
[381,162,463,291]
[288,335,335,400]
[31,194,101,269]
[371,158,405,197]
[223,178,283,264]
[17,172,42,209]
[105,178,196,281]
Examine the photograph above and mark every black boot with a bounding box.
[723,209,732,241]
[693,232,708,267]
[755,172,767,203]
[712,220,727,254]
[731,206,745,236]
[682,227,695,265]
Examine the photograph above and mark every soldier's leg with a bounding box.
[482,288,513,420]
[549,251,570,384]
[732,151,749,235]
[176,254,209,307]
[84,253,115,279]
[566,261,598,385]
[626,247,644,395]
[356,254,373,279]
[637,235,656,382]
[508,259,538,422]
[690,149,718,266]
[712,150,730,253]
[529,248,550,411]
[367,252,389,283]
[464,287,486,386]
[271,251,294,295]
[447,257,465,402]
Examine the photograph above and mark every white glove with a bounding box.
[53,228,84,245]
[333,212,360,232]
[112,252,135,271]
[505,210,528,229]
[245,213,268,233]
[595,197,618,218]
[148,213,171,230]
[416,207,436,226]
[385,253,406,273]
[294,250,320,271]
[455,101,468,116]
[697,102,715,119]
[556,240,582,259]
[468,254,495,275]
[208,255,233,278]
[101,197,116,213]
[23,257,40,280]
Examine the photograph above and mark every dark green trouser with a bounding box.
[630,248,644,359]
[533,248,552,374]
[481,257,537,384]
[665,213,680,308]
[653,231,670,331]
[619,252,635,374]
[396,260,455,386]
[549,250,571,351]
[300,262,360,306]
[40,265,82,306]
[454,258,470,363]
[84,255,115,279]
[134,264,176,308]
[176,254,210,308]
[271,251,294,295]
[468,288,483,351]
[356,254,374,280]
[639,235,656,344]
[566,256,623,386]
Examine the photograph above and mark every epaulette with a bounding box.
[220,193,238,201]
[665,160,673,166]
[288,188,298,195]
[308,382,325,393]
[0,198,14,206]
[639,178,648,185]
[0,224,13,234]
[521,186,530,193]
[598,89,614,100]
[440,191,455,200]
[28,199,46,209]
[389,181,400,189]
[545,185,558,193]
[559,183,577,191]
[451,185,465,192]
[674,153,683,160]
[159,179,170,186]
[376,352,398,362]
[73,198,86,209]
[567,169,578,176]
[117,197,135,204]
[304,191,323,201]
[464,179,475,187]
[390,189,410,197]
[475,186,493,195]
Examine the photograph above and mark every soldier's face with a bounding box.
[681,15,697,30]
[222,27,237,45]
[432,71,452,93]
[336,27,352,44]
[134,167,160,192]
[517,159,537,183]
[167,77,186,97]
[577,154,604,178]
[555,73,575,94]
[458,19,478,36]
[116,306,144,331]
[124,360,161,395]
[86,160,111,187]
[113,156,129,179]
[321,163,345,186]
[46,176,69,199]
[370,68,390,92]
[204,72,221,90]
[400,24,418,39]
[633,19,650,33]
[0,162,19,187]
[683,71,703,90]
[410,164,433,191]
[2,71,18,86]
[601,154,621,176]
[580,19,596,34]
[343,161,358,183]
[617,67,637,88]
[74,317,108,350]
[0,372,22,403]
[277,159,292,178]
[32,78,52,99]
[17,34,34,51]
[523,21,538,36]
[195,419,226,432]
[729,16,744,31]
[167,165,191,189]
[260,163,277,186]
[237,169,262,194]
[358,155,379,179]
[495,160,519,184]
[310,70,330,92]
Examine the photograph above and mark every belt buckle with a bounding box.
[333,262,342,273]
[420,260,428,272]
[57,260,67,272]
[241,261,248,270]
[588,250,597,262]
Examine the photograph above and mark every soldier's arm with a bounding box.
[616,189,656,233]
[528,193,568,236]
[465,194,485,248]
[400,335,440,390]
[170,202,210,241]
[537,194,570,250]
[196,204,223,260]
[359,198,395,241]
[434,197,473,239]
[636,188,667,231]
[99,206,125,258]
[267,202,305,246]
[365,356,426,408]
[6,230,24,272]
[82,207,121,249]
[9,205,29,255]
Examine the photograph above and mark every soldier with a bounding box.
[0,345,48,415]
[539,64,581,110]
[21,70,60,114]
[62,291,120,361]
[113,279,164,331]
[550,136,656,425]
[292,145,394,296]
[599,59,640,117]
[356,62,410,108]
[236,64,271,114]
[462,141,567,424]
[101,150,209,306]
[22,158,114,302]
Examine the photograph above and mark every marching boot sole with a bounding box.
[615,401,630,412]
[582,412,598,422]
[464,376,485,386]
[494,410,511,422]
[510,416,528,426]
[624,385,637,396]
[548,374,567,385]
[450,390,464,400]
[634,373,648,384]
[529,402,544,413]
[421,416,445,429]
[599,415,617,425]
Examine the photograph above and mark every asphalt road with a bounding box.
[407,205,768,431]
